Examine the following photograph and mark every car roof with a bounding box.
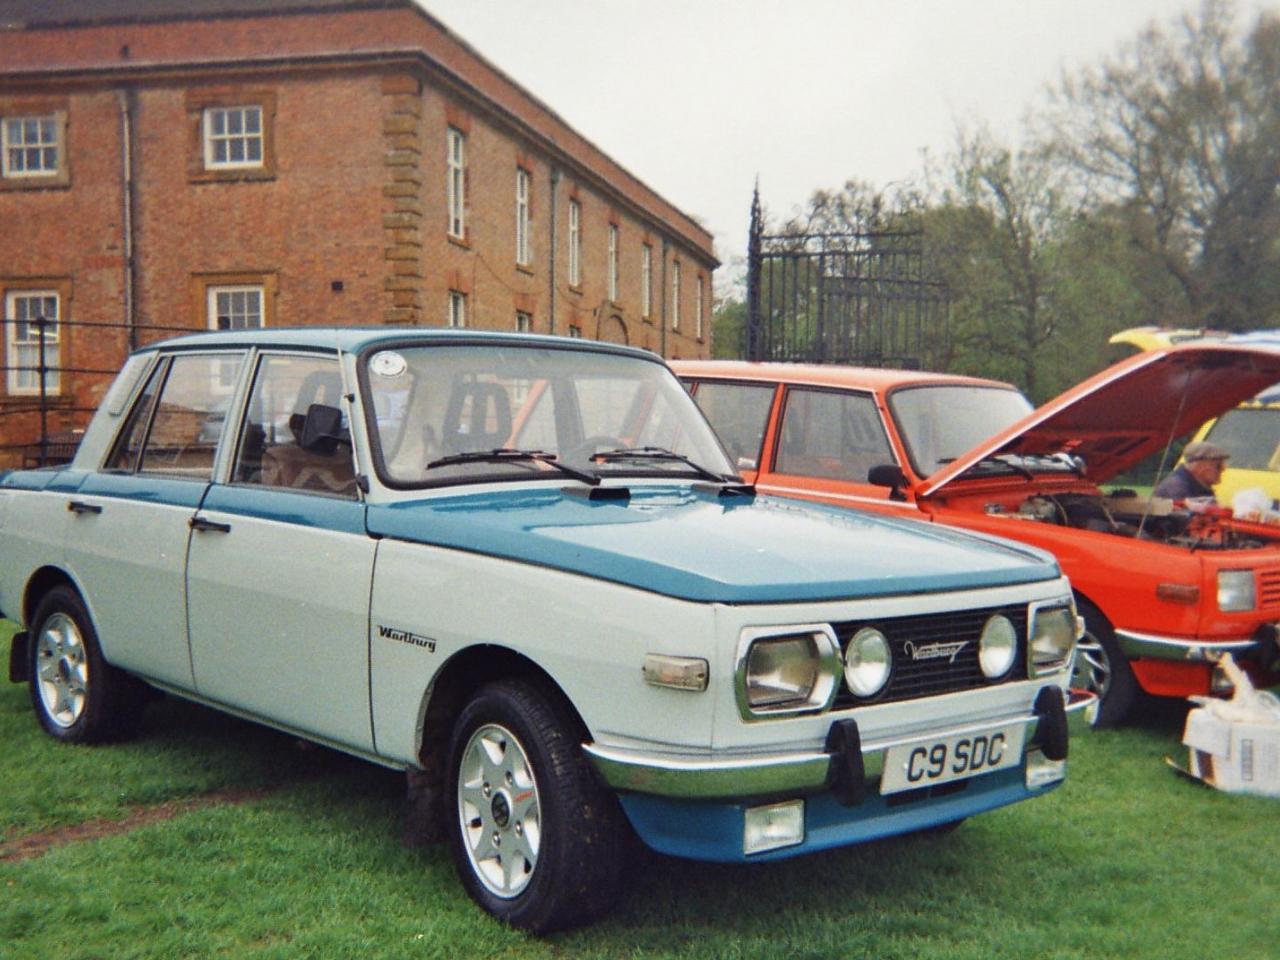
[670,360,1015,394]
[142,327,661,362]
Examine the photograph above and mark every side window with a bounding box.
[106,359,167,472]
[691,381,774,471]
[775,388,895,483]
[233,354,356,498]
[129,353,244,479]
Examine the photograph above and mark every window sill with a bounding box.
[567,284,583,296]
[189,166,276,185]
[0,171,71,191]
[516,263,535,276]
[448,234,472,250]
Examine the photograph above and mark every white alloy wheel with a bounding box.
[35,612,90,729]
[456,722,542,899]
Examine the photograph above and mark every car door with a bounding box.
[757,385,903,508]
[184,351,376,751]
[65,350,246,688]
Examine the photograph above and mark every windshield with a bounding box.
[1202,406,1280,472]
[363,343,734,487]
[889,385,1033,477]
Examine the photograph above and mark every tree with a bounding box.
[1045,0,1280,330]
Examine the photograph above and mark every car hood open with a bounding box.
[918,344,1280,498]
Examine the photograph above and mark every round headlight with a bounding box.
[844,627,892,697]
[979,614,1018,678]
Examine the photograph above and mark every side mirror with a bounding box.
[299,403,346,455]
[868,463,908,502]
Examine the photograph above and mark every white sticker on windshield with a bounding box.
[369,351,407,378]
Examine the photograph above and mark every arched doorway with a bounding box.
[598,314,628,345]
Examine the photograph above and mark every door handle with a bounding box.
[189,515,231,534]
[67,500,103,515]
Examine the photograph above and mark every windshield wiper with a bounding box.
[426,448,600,486]
[590,446,737,484]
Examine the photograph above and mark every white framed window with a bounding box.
[567,324,582,338]
[449,291,467,328]
[641,244,652,318]
[2,115,60,178]
[207,285,264,331]
[696,275,705,340]
[608,224,619,302]
[5,290,60,395]
[447,128,466,238]
[515,168,531,266]
[515,311,532,333]
[203,106,263,169]
[671,260,682,331]
[568,200,581,286]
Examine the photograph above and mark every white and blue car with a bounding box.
[1,329,1085,930]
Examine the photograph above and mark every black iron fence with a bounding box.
[745,197,950,369]
[0,317,198,467]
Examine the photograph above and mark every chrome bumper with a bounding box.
[1115,628,1266,663]
[584,686,1087,801]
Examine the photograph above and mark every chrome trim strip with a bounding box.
[1115,629,1259,661]
[584,704,1059,799]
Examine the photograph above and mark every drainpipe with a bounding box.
[117,89,137,350]
[548,167,560,334]
[660,238,670,357]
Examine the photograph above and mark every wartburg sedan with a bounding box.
[1,329,1083,931]
[676,345,1280,729]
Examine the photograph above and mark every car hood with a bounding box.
[919,344,1280,497]
[366,484,1058,604]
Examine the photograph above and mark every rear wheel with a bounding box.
[28,585,144,743]
[1071,598,1138,728]
[446,679,630,932]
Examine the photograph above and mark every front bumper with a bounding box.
[584,686,1094,801]
[1115,627,1272,663]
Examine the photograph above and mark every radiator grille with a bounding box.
[832,604,1028,708]
[1258,567,1280,610]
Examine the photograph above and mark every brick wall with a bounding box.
[0,3,716,462]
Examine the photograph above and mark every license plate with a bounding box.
[879,724,1025,795]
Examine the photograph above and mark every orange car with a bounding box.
[675,345,1280,726]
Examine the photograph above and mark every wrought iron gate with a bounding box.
[745,194,950,369]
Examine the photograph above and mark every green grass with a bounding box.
[2,618,1276,959]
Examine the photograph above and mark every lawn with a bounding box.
[1,619,1275,960]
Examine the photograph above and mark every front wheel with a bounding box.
[1071,598,1138,728]
[446,679,630,932]
[28,585,144,743]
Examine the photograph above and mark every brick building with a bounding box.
[0,0,717,462]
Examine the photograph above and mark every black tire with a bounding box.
[446,679,630,932]
[1071,597,1138,728]
[28,585,145,744]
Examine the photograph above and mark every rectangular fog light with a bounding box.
[1025,750,1066,789]
[743,799,804,855]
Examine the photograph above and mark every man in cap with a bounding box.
[1153,441,1230,501]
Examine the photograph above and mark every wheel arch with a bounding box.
[416,644,591,770]
[22,565,83,627]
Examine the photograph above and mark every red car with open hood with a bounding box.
[675,344,1280,726]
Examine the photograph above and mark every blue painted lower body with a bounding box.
[617,765,1057,863]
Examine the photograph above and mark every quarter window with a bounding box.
[776,388,895,483]
[2,115,60,178]
[5,290,60,395]
[515,168,531,265]
[204,106,263,169]
[447,128,466,238]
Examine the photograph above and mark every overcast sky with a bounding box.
[420,0,1261,287]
